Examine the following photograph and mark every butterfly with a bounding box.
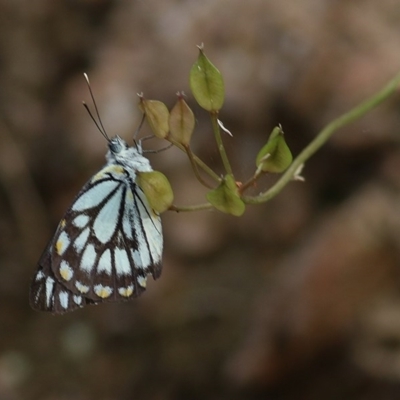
[29,76,163,314]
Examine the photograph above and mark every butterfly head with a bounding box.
[108,136,143,154]
[106,136,151,172]
[108,136,124,153]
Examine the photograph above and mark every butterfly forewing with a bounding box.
[30,137,163,314]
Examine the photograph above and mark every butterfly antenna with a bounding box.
[143,141,173,154]
[83,73,110,142]
[134,113,146,141]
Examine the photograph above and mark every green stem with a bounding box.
[243,71,400,204]
[239,165,264,194]
[169,203,213,212]
[211,112,233,177]
[169,138,221,183]
[185,145,215,189]
[192,153,220,183]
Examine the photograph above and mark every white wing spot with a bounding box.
[74,227,90,253]
[94,284,113,299]
[34,285,42,303]
[131,249,145,270]
[80,244,96,274]
[75,281,90,294]
[136,189,162,264]
[55,231,70,256]
[130,202,151,269]
[122,190,134,239]
[97,249,112,275]
[93,187,123,244]
[122,211,133,239]
[118,285,134,297]
[59,261,73,281]
[72,214,90,228]
[114,248,131,276]
[45,277,55,308]
[72,180,119,212]
[35,270,45,281]
[73,295,82,305]
[142,215,163,265]
[59,291,69,309]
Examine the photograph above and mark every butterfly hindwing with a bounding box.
[30,245,96,313]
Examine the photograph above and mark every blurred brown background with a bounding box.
[2,0,400,399]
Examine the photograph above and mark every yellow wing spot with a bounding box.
[75,281,90,294]
[94,285,113,298]
[92,165,125,182]
[137,276,147,288]
[55,231,71,255]
[55,240,64,255]
[118,286,134,297]
[126,189,134,201]
[59,219,66,229]
[59,263,73,281]
[110,165,125,174]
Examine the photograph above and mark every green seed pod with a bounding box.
[136,171,174,214]
[169,94,195,146]
[206,175,245,216]
[256,126,293,173]
[189,44,225,112]
[139,98,170,139]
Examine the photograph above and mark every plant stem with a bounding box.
[239,167,264,194]
[185,145,215,189]
[242,71,400,204]
[211,112,234,177]
[169,138,221,183]
[192,153,221,183]
[169,203,213,212]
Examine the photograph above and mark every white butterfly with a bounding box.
[30,78,163,314]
